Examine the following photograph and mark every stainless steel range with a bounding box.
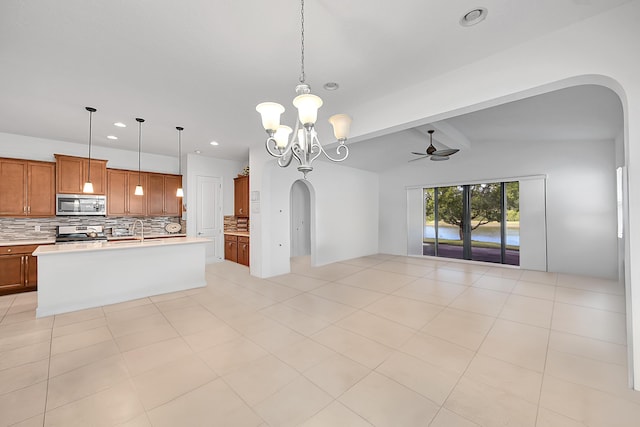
[55,225,108,243]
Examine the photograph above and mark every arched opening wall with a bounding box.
[250,1,640,388]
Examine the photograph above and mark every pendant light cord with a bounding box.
[85,107,96,181]
[299,0,305,84]
[177,127,182,175]
[137,119,143,185]
[87,110,92,180]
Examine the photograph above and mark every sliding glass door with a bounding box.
[423,181,519,265]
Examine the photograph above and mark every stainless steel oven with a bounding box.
[56,194,106,216]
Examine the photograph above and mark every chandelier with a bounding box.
[256,0,352,178]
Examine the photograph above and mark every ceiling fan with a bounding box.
[410,130,460,161]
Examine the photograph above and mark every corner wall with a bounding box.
[250,152,379,278]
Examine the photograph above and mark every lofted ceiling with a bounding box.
[0,0,630,165]
[337,84,624,172]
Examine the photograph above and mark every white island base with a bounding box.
[33,237,210,318]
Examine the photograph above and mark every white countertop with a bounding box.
[224,231,250,237]
[33,236,209,256]
[0,239,55,247]
[107,233,187,241]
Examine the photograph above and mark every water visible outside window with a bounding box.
[423,181,519,265]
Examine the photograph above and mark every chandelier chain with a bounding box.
[299,0,305,83]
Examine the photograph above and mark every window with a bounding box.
[423,181,519,265]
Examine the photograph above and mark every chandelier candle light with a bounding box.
[256,0,352,178]
[82,107,97,193]
[134,118,145,196]
[176,126,184,197]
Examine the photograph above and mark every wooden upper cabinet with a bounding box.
[127,172,147,216]
[147,173,165,216]
[147,173,181,216]
[0,158,54,217]
[27,162,56,216]
[106,169,127,216]
[163,175,181,216]
[234,175,249,217]
[107,169,147,216]
[55,154,107,195]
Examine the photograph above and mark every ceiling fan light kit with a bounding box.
[410,129,459,162]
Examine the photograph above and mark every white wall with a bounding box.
[250,151,379,278]
[0,132,179,173]
[379,138,618,280]
[184,153,244,224]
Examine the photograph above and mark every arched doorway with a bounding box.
[290,179,312,258]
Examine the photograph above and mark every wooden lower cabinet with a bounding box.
[224,234,238,263]
[224,234,250,266]
[0,244,41,296]
[238,236,250,267]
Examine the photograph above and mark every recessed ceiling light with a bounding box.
[113,122,126,128]
[195,150,201,154]
[323,82,339,91]
[210,141,219,146]
[460,8,487,27]
[106,135,118,140]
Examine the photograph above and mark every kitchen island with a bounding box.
[33,237,209,317]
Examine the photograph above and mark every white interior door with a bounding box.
[196,175,222,263]
[290,180,311,257]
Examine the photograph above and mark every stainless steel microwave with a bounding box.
[56,194,107,216]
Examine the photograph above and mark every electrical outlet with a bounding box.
[35,225,41,232]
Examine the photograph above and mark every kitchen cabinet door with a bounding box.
[107,169,128,216]
[234,175,249,217]
[147,173,165,216]
[127,171,147,215]
[83,158,107,195]
[0,158,27,216]
[238,236,250,266]
[55,155,84,194]
[27,161,55,216]
[0,255,24,293]
[163,175,181,216]
[224,235,238,263]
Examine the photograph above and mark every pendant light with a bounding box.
[176,126,184,197]
[134,118,145,196]
[82,107,97,193]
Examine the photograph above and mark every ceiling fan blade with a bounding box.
[432,148,459,156]
[409,156,430,162]
[411,152,428,156]
[430,155,449,161]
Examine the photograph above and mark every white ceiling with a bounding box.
[0,0,630,166]
[337,84,623,172]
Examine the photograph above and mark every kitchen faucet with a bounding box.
[131,219,145,242]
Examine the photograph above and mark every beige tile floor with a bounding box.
[0,254,638,426]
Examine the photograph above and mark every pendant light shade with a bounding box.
[83,107,97,193]
[176,126,184,198]
[134,118,145,196]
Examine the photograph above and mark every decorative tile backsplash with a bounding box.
[224,215,249,232]
[0,216,185,241]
